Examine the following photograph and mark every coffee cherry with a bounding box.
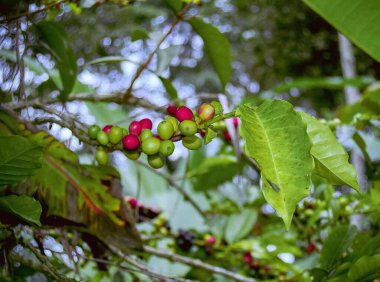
[139,118,153,130]
[165,116,179,131]
[159,140,175,156]
[179,120,197,136]
[306,243,316,253]
[158,120,174,140]
[97,131,109,146]
[123,134,140,150]
[88,125,101,139]
[126,196,138,208]
[243,252,253,264]
[122,128,128,136]
[176,106,194,122]
[125,150,140,160]
[141,137,161,155]
[102,125,113,134]
[140,129,153,141]
[204,235,216,246]
[109,126,123,144]
[233,117,239,128]
[95,149,109,165]
[182,136,202,150]
[197,103,215,121]
[148,154,165,169]
[129,121,142,136]
[167,104,177,116]
[223,131,231,142]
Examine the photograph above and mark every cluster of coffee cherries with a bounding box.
[87,103,217,169]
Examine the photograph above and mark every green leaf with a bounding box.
[188,17,232,89]
[188,156,239,191]
[300,112,359,192]
[0,195,42,226]
[238,100,314,229]
[318,225,357,271]
[210,101,223,116]
[36,21,77,100]
[163,0,183,13]
[204,128,217,145]
[130,28,149,42]
[224,208,257,243]
[348,255,380,282]
[0,135,42,185]
[302,0,380,62]
[159,76,178,99]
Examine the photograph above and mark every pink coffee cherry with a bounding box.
[127,197,138,209]
[243,251,253,264]
[139,118,153,130]
[102,125,113,134]
[233,117,239,128]
[129,121,142,136]
[205,235,216,246]
[167,104,177,116]
[123,134,140,150]
[176,106,194,122]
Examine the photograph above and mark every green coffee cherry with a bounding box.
[141,137,161,155]
[125,150,140,160]
[182,136,202,150]
[97,131,109,146]
[159,140,175,156]
[165,116,179,131]
[157,121,174,140]
[122,128,128,136]
[88,125,101,139]
[96,149,109,165]
[140,129,153,141]
[148,154,165,169]
[179,120,197,136]
[109,126,123,144]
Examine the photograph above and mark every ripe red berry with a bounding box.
[176,106,194,122]
[167,104,177,116]
[129,121,142,136]
[102,125,113,134]
[139,118,153,130]
[223,131,231,142]
[127,197,138,209]
[243,252,253,264]
[233,117,239,128]
[306,243,316,253]
[123,134,140,150]
[205,235,216,246]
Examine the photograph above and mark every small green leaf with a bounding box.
[204,128,217,145]
[0,135,42,185]
[300,112,359,192]
[0,195,42,226]
[163,0,183,13]
[210,101,223,116]
[188,17,232,89]
[159,76,178,99]
[238,100,314,229]
[224,208,257,243]
[131,29,150,42]
[319,225,357,271]
[348,254,380,282]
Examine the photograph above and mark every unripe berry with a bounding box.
[182,136,202,150]
[125,150,140,160]
[197,103,215,121]
[148,154,165,169]
[223,131,231,142]
[97,131,109,146]
[204,235,216,246]
[176,106,194,122]
[122,134,140,151]
[179,120,197,136]
[95,149,109,165]
[167,104,177,116]
[109,126,123,144]
[159,140,175,156]
[141,137,161,155]
[140,129,153,141]
[165,116,179,131]
[158,120,174,140]
[139,118,153,130]
[129,121,142,136]
[122,128,128,136]
[88,125,101,139]
[102,125,113,134]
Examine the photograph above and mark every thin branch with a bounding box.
[143,246,256,282]
[122,4,191,100]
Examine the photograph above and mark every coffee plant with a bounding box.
[0,0,380,281]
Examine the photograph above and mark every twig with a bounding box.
[15,19,25,98]
[122,4,191,100]
[144,246,256,282]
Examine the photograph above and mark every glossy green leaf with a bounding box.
[302,0,380,62]
[319,225,357,271]
[348,255,380,282]
[159,76,178,99]
[0,195,42,226]
[164,0,183,13]
[0,135,42,185]
[130,28,150,41]
[188,17,232,89]
[238,100,313,228]
[300,112,359,192]
[36,21,77,100]
[224,208,257,243]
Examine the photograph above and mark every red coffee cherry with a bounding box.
[139,118,153,130]
[306,243,316,253]
[129,121,142,136]
[123,134,140,150]
[223,131,231,142]
[167,104,177,116]
[233,117,239,128]
[243,251,253,264]
[127,196,138,209]
[176,106,194,122]
[197,103,215,121]
[102,125,113,134]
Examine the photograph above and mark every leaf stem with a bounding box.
[204,110,236,127]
